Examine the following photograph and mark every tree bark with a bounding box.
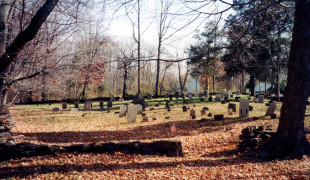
[123,66,128,98]
[0,0,59,104]
[267,1,310,158]
[250,75,255,96]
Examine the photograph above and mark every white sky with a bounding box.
[104,0,234,59]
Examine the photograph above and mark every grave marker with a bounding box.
[62,102,67,109]
[239,99,249,118]
[190,109,196,119]
[137,104,143,115]
[127,104,137,123]
[258,95,264,103]
[265,102,276,116]
[119,105,127,117]
[107,100,113,108]
[84,100,92,111]
[215,94,222,102]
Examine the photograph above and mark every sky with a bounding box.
[104,0,234,59]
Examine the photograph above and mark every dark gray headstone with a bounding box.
[62,102,67,109]
[84,100,92,111]
[107,100,113,108]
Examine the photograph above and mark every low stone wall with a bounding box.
[238,125,275,152]
[0,140,183,161]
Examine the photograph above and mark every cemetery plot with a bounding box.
[2,97,310,179]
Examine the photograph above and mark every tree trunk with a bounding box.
[123,66,128,98]
[155,38,161,97]
[0,0,10,53]
[266,1,310,158]
[241,70,245,93]
[250,75,255,96]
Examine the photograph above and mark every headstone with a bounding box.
[181,93,185,99]
[245,89,250,94]
[52,107,60,112]
[200,98,204,102]
[62,102,67,109]
[199,93,203,98]
[110,94,115,102]
[265,102,276,116]
[189,93,193,100]
[236,90,240,95]
[107,100,113,108]
[74,101,79,109]
[215,94,222,102]
[119,105,127,117]
[249,105,253,111]
[190,109,196,119]
[84,100,92,111]
[100,101,104,108]
[138,93,143,100]
[208,96,213,102]
[182,106,187,112]
[175,92,179,99]
[147,95,152,100]
[204,90,208,97]
[169,95,173,101]
[228,103,236,112]
[165,92,169,98]
[239,99,249,118]
[258,95,264,103]
[136,104,143,115]
[228,91,232,96]
[71,108,78,112]
[228,108,233,116]
[127,104,137,123]
[214,114,224,120]
[201,110,206,115]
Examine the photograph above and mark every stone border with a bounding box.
[0,140,183,161]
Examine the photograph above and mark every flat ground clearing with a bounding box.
[1,96,310,179]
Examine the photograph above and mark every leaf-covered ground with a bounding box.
[1,97,310,179]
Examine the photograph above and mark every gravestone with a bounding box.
[208,96,213,102]
[119,105,127,118]
[165,92,169,98]
[182,106,187,112]
[62,102,67,109]
[245,89,250,94]
[127,104,137,123]
[201,110,206,115]
[138,93,143,100]
[165,100,170,109]
[100,101,104,108]
[228,91,232,96]
[258,95,264,103]
[214,115,224,120]
[181,93,185,99]
[199,93,203,98]
[236,90,240,95]
[110,94,115,102]
[249,105,253,111]
[190,109,196,119]
[74,101,79,109]
[239,99,249,118]
[107,100,113,108]
[228,103,236,112]
[200,98,204,102]
[228,108,233,116]
[84,100,92,111]
[265,102,276,116]
[169,95,173,101]
[215,94,222,102]
[142,115,148,122]
[71,108,78,112]
[52,107,60,112]
[147,95,152,100]
[175,92,179,99]
[136,104,143,115]
[204,90,208,97]
[189,93,193,100]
